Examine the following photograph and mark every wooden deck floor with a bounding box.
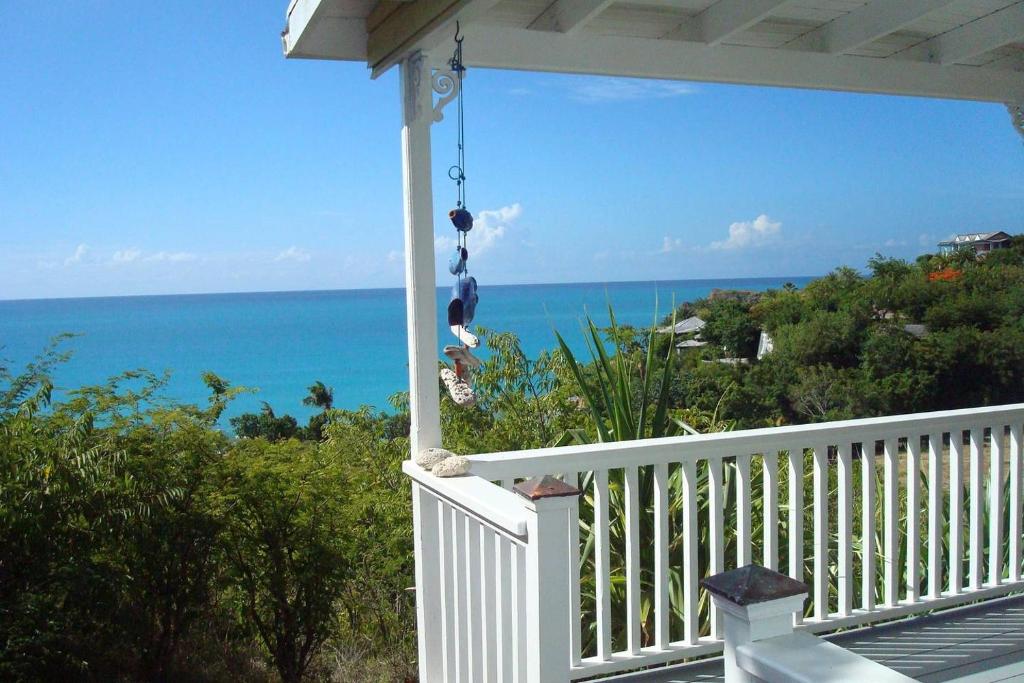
[605,594,1024,683]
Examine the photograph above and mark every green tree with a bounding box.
[213,438,349,683]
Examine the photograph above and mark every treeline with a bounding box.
[667,236,1024,426]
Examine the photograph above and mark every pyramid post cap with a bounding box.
[701,564,808,607]
[514,475,581,501]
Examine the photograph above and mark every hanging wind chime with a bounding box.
[440,24,482,408]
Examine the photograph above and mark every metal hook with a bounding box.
[454,21,462,44]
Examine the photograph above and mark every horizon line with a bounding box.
[0,274,821,304]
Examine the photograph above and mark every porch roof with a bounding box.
[283,0,1024,103]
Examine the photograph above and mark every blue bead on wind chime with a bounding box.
[440,24,482,408]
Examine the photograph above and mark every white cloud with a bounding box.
[472,203,521,255]
[146,250,198,263]
[661,236,685,253]
[569,78,696,103]
[434,234,458,253]
[274,246,311,263]
[112,248,142,263]
[710,214,782,250]
[883,238,907,248]
[64,244,91,266]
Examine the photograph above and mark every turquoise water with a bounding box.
[0,278,812,421]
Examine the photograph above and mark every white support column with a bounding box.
[400,52,442,458]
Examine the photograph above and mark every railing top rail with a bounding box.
[402,460,529,537]
[468,403,1024,480]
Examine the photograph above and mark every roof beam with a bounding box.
[528,0,615,34]
[787,0,958,55]
[367,0,504,76]
[462,24,1024,103]
[664,0,794,45]
[922,1,1024,65]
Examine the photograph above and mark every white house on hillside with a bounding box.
[938,231,1013,255]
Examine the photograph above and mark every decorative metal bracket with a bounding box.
[431,67,462,123]
[1009,100,1024,142]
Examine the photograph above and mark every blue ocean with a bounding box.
[0,278,812,422]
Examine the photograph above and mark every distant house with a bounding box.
[937,231,1012,256]
[676,339,708,350]
[658,315,705,336]
[756,331,774,360]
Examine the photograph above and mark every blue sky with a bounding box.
[1,2,1022,300]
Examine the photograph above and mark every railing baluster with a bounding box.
[481,529,496,683]
[594,468,612,660]
[949,430,964,595]
[763,452,779,572]
[453,510,469,682]
[496,537,512,683]
[440,502,456,681]
[989,426,1004,586]
[411,485,443,681]
[883,437,899,607]
[837,443,853,616]
[813,443,829,620]
[736,454,752,567]
[466,518,483,682]
[514,543,527,682]
[624,465,642,655]
[862,442,877,612]
[709,457,725,637]
[653,462,670,649]
[1011,423,1023,583]
[927,432,943,600]
[788,447,804,623]
[681,459,699,645]
[969,426,984,590]
[906,434,921,603]
[565,471,582,666]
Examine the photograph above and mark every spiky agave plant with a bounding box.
[554,302,746,653]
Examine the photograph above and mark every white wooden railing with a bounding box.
[406,403,1024,682]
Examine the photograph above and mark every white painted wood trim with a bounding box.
[883,437,899,607]
[763,452,779,572]
[709,458,725,637]
[1011,423,1023,582]
[527,0,613,34]
[468,404,1024,480]
[862,443,877,612]
[813,444,829,620]
[697,0,794,47]
[461,26,1024,104]
[969,426,984,590]
[594,469,612,661]
[837,443,854,616]
[400,54,442,459]
[906,435,921,602]
[949,430,965,594]
[914,1,1024,65]
[653,463,671,649]
[412,482,445,681]
[928,432,944,599]
[524,495,577,682]
[681,459,700,646]
[990,426,1005,586]
[786,0,958,55]
[403,461,530,536]
[624,465,642,655]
